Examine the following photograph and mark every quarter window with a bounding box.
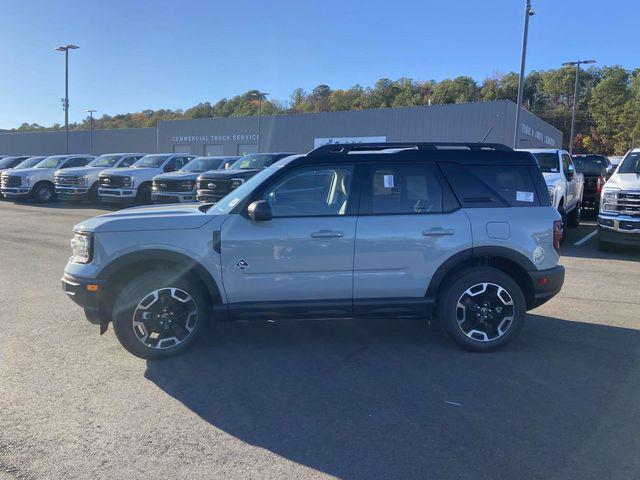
[263,166,354,217]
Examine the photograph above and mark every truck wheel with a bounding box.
[438,268,526,352]
[112,270,209,359]
[136,184,152,205]
[566,202,581,228]
[32,182,55,203]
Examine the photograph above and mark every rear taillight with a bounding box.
[553,220,563,255]
[596,176,604,193]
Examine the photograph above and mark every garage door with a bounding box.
[205,144,224,156]
[173,145,192,153]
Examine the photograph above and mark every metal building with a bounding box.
[0,100,561,156]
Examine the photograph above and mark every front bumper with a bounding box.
[61,273,106,325]
[1,187,31,198]
[55,186,90,200]
[98,188,136,203]
[598,215,640,246]
[152,191,196,203]
[527,265,565,310]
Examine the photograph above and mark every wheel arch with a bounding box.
[97,249,223,321]
[426,247,537,311]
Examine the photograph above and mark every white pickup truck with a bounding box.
[522,149,585,228]
[598,148,640,250]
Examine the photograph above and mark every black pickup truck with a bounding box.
[196,152,296,203]
[572,154,613,211]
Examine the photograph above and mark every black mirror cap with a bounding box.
[248,200,272,221]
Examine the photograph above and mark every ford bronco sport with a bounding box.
[62,142,565,359]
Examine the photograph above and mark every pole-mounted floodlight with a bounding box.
[252,91,269,153]
[87,109,97,155]
[55,45,79,153]
[562,59,596,153]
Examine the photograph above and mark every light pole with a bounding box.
[87,109,97,154]
[513,0,535,149]
[55,44,79,154]
[562,59,596,153]
[252,91,268,152]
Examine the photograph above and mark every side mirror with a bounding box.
[247,200,272,221]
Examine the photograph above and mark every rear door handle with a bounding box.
[422,228,455,236]
[311,230,344,238]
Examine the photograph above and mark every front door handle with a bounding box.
[311,230,344,238]
[423,228,455,236]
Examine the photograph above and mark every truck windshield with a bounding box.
[181,157,222,173]
[532,152,560,173]
[617,152,640,174]
[89,155,123,168]
[0,157,21,168]
[132,155,170,168]
[14,157,44,169]
[230,154,276,170]
[572,155,609,174]
[35,156,67,168]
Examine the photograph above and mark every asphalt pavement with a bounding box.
[0,201,639,480]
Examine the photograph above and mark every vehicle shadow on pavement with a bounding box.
[144,316,640,480]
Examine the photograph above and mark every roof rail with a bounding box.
[308,142,512,156]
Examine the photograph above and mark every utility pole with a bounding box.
[513,0,535,149]
[87,109,97,154]
[253,91,268,153]
[562,59,596,153]
[55,45,79,154]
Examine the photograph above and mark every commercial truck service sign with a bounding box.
[314,136,387,148]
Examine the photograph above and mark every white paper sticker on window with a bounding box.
[383,174,395,188]
[516,191,534,202]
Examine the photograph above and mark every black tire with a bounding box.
[558,206,567,243]
[566,202,581,228]
[88,182,100,203]
[32,182,55,203]
[112,270,209,360]
[438,267,526,352]
[136,184,152,205]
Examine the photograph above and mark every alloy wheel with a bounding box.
[456,282,515,342]
[132,287,198,350]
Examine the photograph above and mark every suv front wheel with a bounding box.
[439,268,526,351]
[112,270,209,359]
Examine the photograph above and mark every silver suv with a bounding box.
[62,142,565,359]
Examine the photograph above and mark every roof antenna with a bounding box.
[480,113,500,143]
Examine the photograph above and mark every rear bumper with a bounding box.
[527,265,565,310]
[61,273,106,325]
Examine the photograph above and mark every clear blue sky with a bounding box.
[0,0,636,129]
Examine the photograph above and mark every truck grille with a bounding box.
[196,178,231,195]
[2,176,21,188]
[55,175,81,186]
[153,179,194,192]
[99,176,127,188]
[614,191,640,216]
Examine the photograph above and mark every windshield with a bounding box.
[181,157,222,173]
[132,154,170,168]
[0,157,22,168]
[89,154,124,168]
[210,163,285,214]
[14,157,44,169]
[532,152,560,173]
[572,155,609,174]
[230,154,277,170]
[35,156,67,169]
[617,151,640,174]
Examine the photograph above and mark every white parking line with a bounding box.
[574,229,598,246]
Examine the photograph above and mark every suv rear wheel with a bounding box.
[112,270,209,359]
[439,268,526,351]
[136,184,152,204]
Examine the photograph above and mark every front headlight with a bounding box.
[70,231,93,263]
[122,176,133,188]
[230,178,244,190]
[22,177,30,187]
[601,189,619,214]
[80,175,88,187]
